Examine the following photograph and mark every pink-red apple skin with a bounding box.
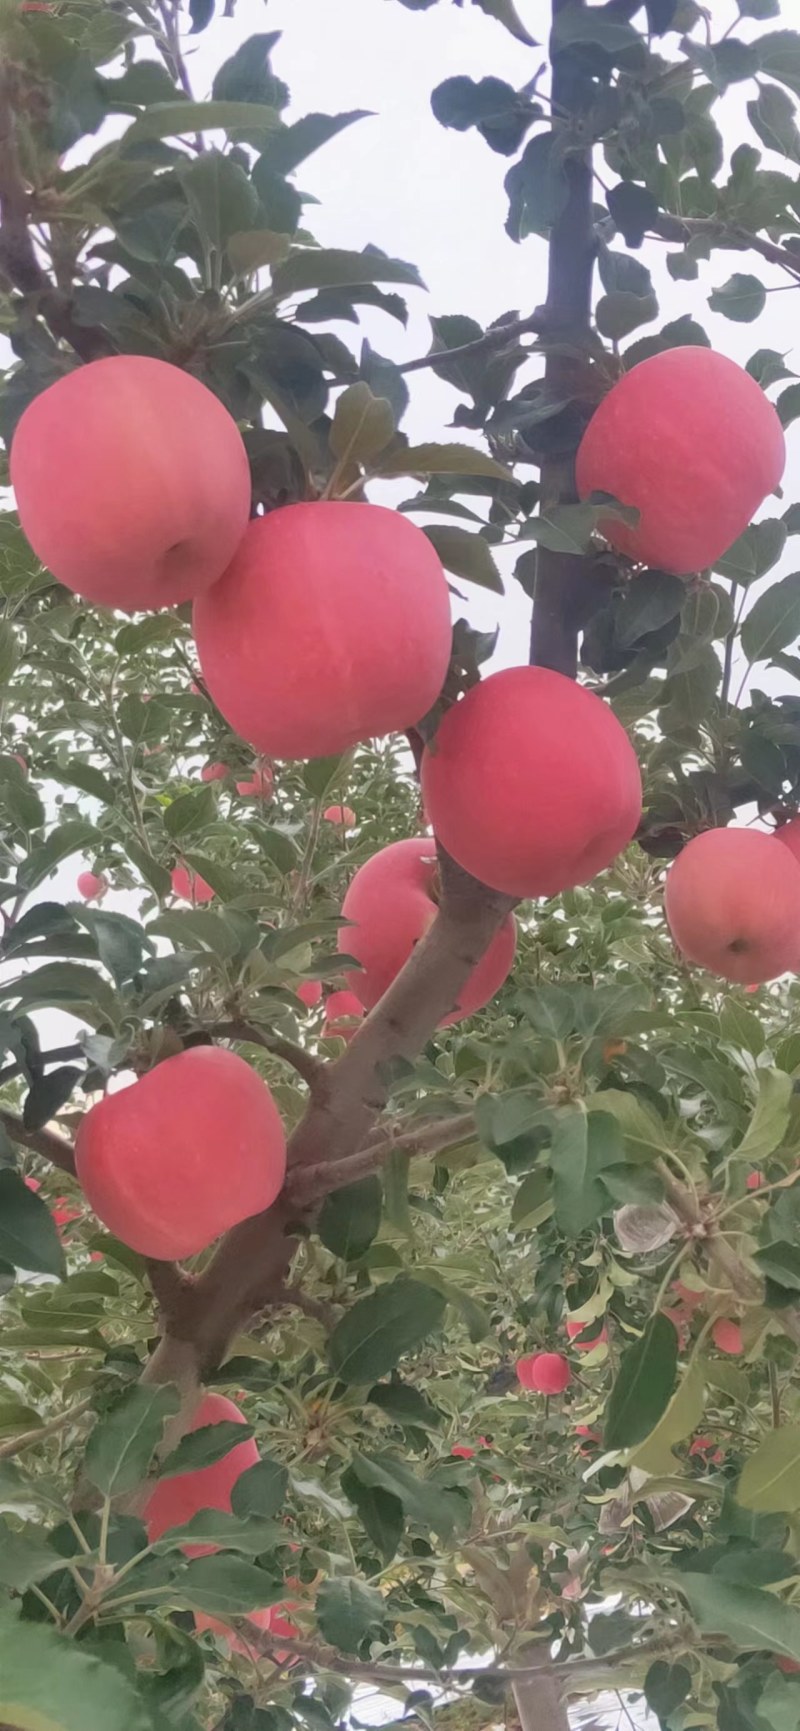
[171,864,215,904]
[193,503,452,761]
[323,805,356,827]
[421,667,641,899]
[296,979,323,1009]
[77,871,107,900]
[516,1352,571,1394]
[339,837,516,1023]
[323,990,364,1041]
[144,1392,258,1553]
[237,766,273,799]
[201,762,229,784]
[11,357,251,611]
[576,347,785,575]
[665,827,800,984]
[75,1047,286,1260]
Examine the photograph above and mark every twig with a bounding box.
[0,1109,76,1176]
[399,311,548,376]
[212,1019,327,1095]
[288,1109,476,1206]
[273,1283,338,1329]
[720,580,739,709]
[0,1042,84,1088]
[652,214,800,283]
[0,1396,93,1461]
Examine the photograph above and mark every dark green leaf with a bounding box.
[316,1577,386,1653]
[23,1065,81,1132]
[0,1603,152,1731]
[319,1176,382,1261]
[159,1421,255,1479]
[18,821,97,890]
[181,1553,276,1615]
[84,1383,180,1497]
[341,1468,403,1562]
[737,1424,800,1511]
[778,382,800,428]
[73,907,150,986]
[708,274,767,322]
[676,1571,800,1663]
[742,572,800,662]
[605,1314,679,1450]
[422,525,503,593]
[271,247,423,300]
[715,519,787,583]
[0,1522,65,1590]
[748,83,800,161]
[126,100,283,143]
[257,111,370,175]
[329,1277,446,1383]
[645,1661,691,1718]
[231,1457,289,1519]
[0,1170,65,1277]
[367,1381,442,1431]
[505,133,569,241]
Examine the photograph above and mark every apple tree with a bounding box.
[3,2,800,1729]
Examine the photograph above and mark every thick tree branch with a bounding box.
[287,1109,476,1207]
[0,1109,75,1176]
[230,1629,689,1688]
[528,5,597,675]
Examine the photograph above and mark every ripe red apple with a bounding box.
[296,979,323,1009]
[516,1352,571,1394]
[201,762,229,783]
[323,990,364,1041]
[712,1318,743,1356]
[664,827,800,984]
[575,347,785,575]
[689,1435,724,1465]
[746,1171,765,1191]
[421,667,641,898]
[338,837,516,1023]
[323,804,356,828]
[171,863,215,904]
[144,1392,258,1553]
[236,765,273,800]
[24,1176,40,1192]
[566,1318,608,1352]
[75,1046,286,1260]
[451,1444,475,1459]
[11,357,251,611]
[76,870,107,901]
[193,503,452,760]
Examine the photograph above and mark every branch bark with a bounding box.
[652,213,800,283]
[400,310,548,376]
[0,1109,75,1176]
[287,1110,476,1207]
[528,4,597,677]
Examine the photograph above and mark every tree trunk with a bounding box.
[512,1671,571,1731]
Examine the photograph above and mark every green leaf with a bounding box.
[587,1089,670,1160]
[715,518,788,584]
[0,1602,153,1731]
[329,382,395,464]
[319,1176,382,1261]
[73,907,150,986]
[163,785,217,840]
[180,148,259,253]
[257,110,371,174]
[0,621,19,687]
[422,524,503,593]
[373,442,511,483]
[328,1277,446,1383]
[645,1662,692,1720]
[271,247,424,300]
[517,983,575,1038]
[631,1357,706,1474]
[596,288,659,341]
[228,228,290,273]
[18,820,97,890]
[0,1520,65,1590]
[0,1170,65,1277]
[473,0,538,46]
[755,31,800,102]
[316,1577,386,1653]
[126,99,282,142]
[511,1168,554,1228]
[84,1383,180,1498]
[747,348,795,388]
[777,382,800,428]
[159,1421,255,1479]
[605,1314,679,1450]
[154,1510,281,1553]
[735,1069,793,1162]
[708,273,767,322]
[748,83,800,161]
[230,1456,289,1519]
[180,1553,276,1615]
[676,1571,800,1664]
[367,1381,442,1431]
[2,960,118,1022]
[551,1109,623,1237]
[505,132,569,241]
[754,1242,800,1293]
[341,1467,403,1562]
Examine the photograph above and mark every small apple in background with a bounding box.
[664,827,800,984]
[323,804,356,828]
[712,1318,743,1356]
[144,1392,258,1553]
[201,761,229,784]
[193,501,452,760]
[75,1046,286,1260]
[421,666,641,899]
[323,990,364,1041]
[689,1436,724,1466]
[516,1352,571,1394]
[77,870,108,901]
[11,356,251,611]
[575,346,785,574]
[566,1318,608,1352]
[296,979,323,1010]
[746,1171,765,1191]
[339,837,516,1024]
[24,1175,40,1192]
[236,765,274,800]
[53,1198,82,1231]
[451,1437,490,1459]
[171,863,215,905]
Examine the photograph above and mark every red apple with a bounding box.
[566,1318,608,1352]
[338,837,516,1023]
[76,870,107,901]
[323,990,364,1041]
[53,1198,82,1230]
[689,1435,724,1465]
[576,347,785,575]
[75,1046,286,1260]
[10,357,251,611]
[296,979,323,1009]
[746,1170,765,1191]
[516,1352,571,1394]
[451,1444,475,1459]
[144,1392,258,1553]
[236,765,273,800]
[193,503,452,761]
[421,667,641,898]
[664,827,800,984]
[171,864,215,905]
[195,1604,274,1655]
[201,762,229,783]
[712,1318,743,1356]
[323,805,356,828]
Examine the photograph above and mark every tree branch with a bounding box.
[0,1396,93,1461]
[0,1109,76,1176]
[211,1020,326,1095]
[0,1042,85,1088]
[528,4,597,675]
[652,213,800,283]
[287,1109,476,1207]
[0,71,110,362]
[399,310,548,376]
